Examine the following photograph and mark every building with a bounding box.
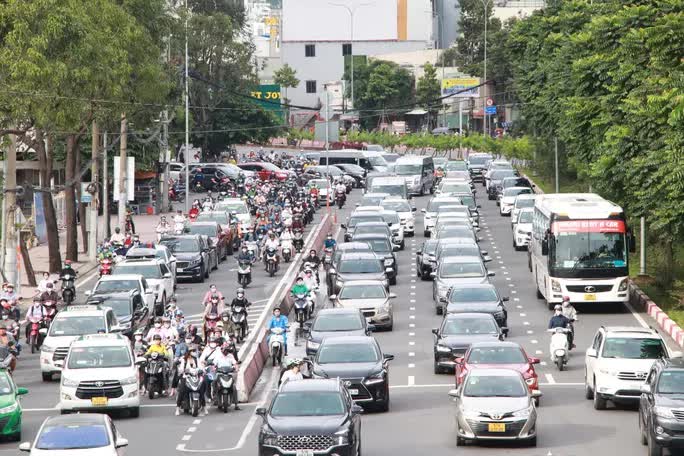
[434,0,460,48]
[280,0,433,108]
[492,0,545,22]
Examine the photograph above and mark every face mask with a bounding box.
[555,311,562,316]
[185,339,192,344]
[153,340,161,345]
[209,343,217,349]
[237,294,244,299]
[154,323,161,328]
[134,335,142,341]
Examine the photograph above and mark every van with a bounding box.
[319,150,388,173]
[393,156,435,195]
[368,176,410,200]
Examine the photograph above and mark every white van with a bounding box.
[393,156,435,195]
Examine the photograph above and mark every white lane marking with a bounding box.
[511,290,517,294]
[514,298,520,302]
[188,427,197,433]
[408,375,415,386]
[409,315,416,319]
[409,332,415,336]
[527,330,534,334]
[409,307,415,311]
[182,435,192,441]
[501,266,507,269]
[496,256,502,259]
[516,305,523,309]
[409,323,415,328]
[508,283,514,287]
[193,419,202,425]
[409,352,415,357]
[523,322,530,326]
[410,299,416,303]
[410,292,416,295]
[506,278,511,281]
[408,363,415,368]
[498,261,504,264]
[411,279,416,283]
[520,313,526,317]
[410,285,416,289]
[531,339,538,344]
[535,350,543,355]
[540,361,548,366]
[409,341,415,346]
[545,374,556,384]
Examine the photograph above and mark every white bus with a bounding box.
[528,193,635,309]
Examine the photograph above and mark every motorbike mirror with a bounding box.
[351,404,364,414]
[429,272,437,278]
[255,407,267,417]
[303,321,313,331]
[135,357,146,366]
[340,224,347,230]
[528,357,540,365]
[115,438,129,449]
[448,388,460,398]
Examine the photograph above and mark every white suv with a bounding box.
[40,305,122,382]
[585,326,675,410]
[111,259,175,313]
[59,333,140,417]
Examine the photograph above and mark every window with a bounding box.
[305,44,315,57]
[305,80,317,94]
[342,43,352,56]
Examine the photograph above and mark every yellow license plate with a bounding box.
[488,423,506,433]
[91,397,108,406]
[584,293,596,301]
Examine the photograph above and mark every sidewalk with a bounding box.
[18,214,163,300]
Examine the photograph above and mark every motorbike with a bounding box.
[335,189,346,209]
[230,306,248,342]
[270,326,287,367]
[144,352,167,399]
[174,221,185,235]
[265,247,279,278]
[27,317,45,354]
[42,300,57,327]
[548,327,571,371]
[293,293,310,346]
[99,257,114,276]
[212,365,235,413]
[169,185,185,203]
[237,260,252,287]
[293,230,304,253]
[204,313,221,342]
[181,367,204,417]
[281,240,293,263]
[323,248,334,270]
[61,275,76,306]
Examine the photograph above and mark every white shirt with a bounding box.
[264,238,280,250]
[280,370,303,387]
[110,233,125,244]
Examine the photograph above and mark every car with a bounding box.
[432,313,505,373]
[435,239,491,265]
[110,260,174,316]
[19,413,128,455]
[466,153,493,183]
[455,342,540,398]
[421,196,465,237]
[87,274,155,313]
[380,197,416,237]
[125,245,177,283]
[0,369,28,441]
[378,210,404,249]
[194,213,238,256]
[368,176,410,200]
[256,379,362,456]
[434,225,479,243]
[159,235,211,283]
[351,222,394,246]
[446,160,468,172]
[310,336,394,411]
[416,239,439,280]
[350,234,398,285]
[432,257,495,306]
[237,162,292,181]
[214,198,252,227]
[449,192,481,225]
[330,280,396,330]
[304,308,373,356]
[486,169,518,196]
[40,305,123,382]
[303,165,354,191]
[499,187,533,215]
[326,242,372,294]
[444,283,509,330]
[436,180,473,197]
[512,207,533,250]
[510,193,536,222]
[585,326,672,410]
[357,192,390,207]
[328,252,389,296]
[490,175,529,201]
[449,369,540,446]
[639,357,684,455]
[188,163,242,191]
[333,163,366,188]
[306,178,334,204]
[186,220,229,261]
[59,333,140,416]
[85,291,150,338]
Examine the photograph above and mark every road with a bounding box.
[5,173,672,455]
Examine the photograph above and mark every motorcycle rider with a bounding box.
[40,282,60,305]
[173,210,187,233]
[561,297,578,349]
[24,297,46,342]
[262,231,281,266]
[304,249,321,285]
[237,244,255,264]
[280,359,304,387]
[109,227,125,245]
[267,307,289,357]
[202,342,240,410]
[201,197,214,212]
[334,178,346,199]
[156,216,170,241]
[203,294,225,318]
[145,317,165,342]
[175,345,207,416]
[323,233,337,250]
[162,316,179,346]
[548,304,572,346]
[202,285,224,306]
[143,334,169,395]
[230,288,251,336]
[0,327,18,372]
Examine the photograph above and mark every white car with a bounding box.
[510,194,536,223]
[39,305,122,381]
[215,198,252,227]
[87,274,156,315]
[111,260,174,313]
[381,210,405,250]
[381,197,416,236]
[512,208,533,250]
[584,326,675,410]
[58,333,140,416]
[126,245,177,282]
[422,196,464,237]
[499,187,533,216]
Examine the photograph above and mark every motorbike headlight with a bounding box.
[512,406,533,418]
[61,377,79,387]
[618,278,629,292]
[436,344,451,353]
[0,403,17,414]
[384,259,393,266]
[551,279,561,293]
[121,375,138,386]
[654,406,675,419]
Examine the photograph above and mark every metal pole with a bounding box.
[482,0,488,137]
[350,9,354,112]
[103,132,110,240]
[3,135,17,288]
[554,136,559,193]
[459,100,463,158]
[184,0,190,214]
[161,110,170,213]
[118,114,128,231]
[325,87,330,215]
[639,216,646,275]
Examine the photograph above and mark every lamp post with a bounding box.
[479,0,491,136]
[330,2,374,112]
[184,0,190,213]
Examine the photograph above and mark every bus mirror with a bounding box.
[541,238,549,256]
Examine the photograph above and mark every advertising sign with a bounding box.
[552,220,626,234]
[441,78,480,98]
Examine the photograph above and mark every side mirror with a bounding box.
[351,404,364,414]
[487,271,496,277]
[502,296,509,302]
[501,327,510,336]
[110,324,124,333]
[255,407,266,417]
[438,297,447,304]
[541,238,549,256]
[531,390,543,399]
[388,293,397,299]
[135,356,146,365]
[383,354,395,362]
[431,328,439,336]
[163,272,172,278]
[448,388,460,398]
[115,438,129,448]
[481,250,488,256]
[16,387,28,396]
[412,207,417,212]
[303,321,313,331]
[367,324,376,332]
[421,208,426,213]
[341,224,347,230]
[477,204,481,208]
[18,442,31,452]
[454,357,464,365]
[392,245,400,251]
[483,256,492,263]
[429,272,436,278]
[529,357,540,364]
[329,294,337,300]
[586,348,597,358]
[640,384,652,394]
[84,290,92,297]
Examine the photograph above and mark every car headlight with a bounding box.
[436,344,451,353]
[618,278,629,291]
[364,370,386,385]
[190,258,202,266]
[121,375,138,386]
[512,406,533,418]
[517,229,528,236]
[0,403,17,414]
[334,428,350,445]
[551,279,561,293]
[41,344,56,353]
[306,340,320,350]
[654,406,675,419]
[598,368,618,376]
[61,377,79,387]
[384,259,393,266]
[262,429,278,446]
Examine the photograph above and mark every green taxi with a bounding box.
[0,369,28,441]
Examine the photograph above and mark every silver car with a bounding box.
[450,369,541,446]
[432,256,494,303]
[330,280,396,330]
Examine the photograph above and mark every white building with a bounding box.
[281,0,433,108]
[493,0,545,22]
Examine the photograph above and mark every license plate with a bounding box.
[584,293,596,301]
[348,389,359,395]
[91,397,108,406]
[488,423,506,432]
[177,268,184,272]
[296,451,314,456]
[365,317,372,323]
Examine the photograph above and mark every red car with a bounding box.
[237,162,292,181]
[455,341,541,396]
[186,221,229,262]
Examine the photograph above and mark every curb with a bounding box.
[630,283,684,347]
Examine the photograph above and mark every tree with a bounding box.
[416,63,442,129]
[274,64,299,125]
[454,0,502,78]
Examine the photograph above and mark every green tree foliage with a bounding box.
[274,64,300,104]
[454,0,502,78]
[416,63,442,108]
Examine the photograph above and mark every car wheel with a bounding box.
[198,267,205,283]
[456,435,466,446]
[400,240,405,250]
[593,384,607,410]
[584,373,594,399]
[389,276,397,286]
[42,372,52,382]
[648,431,663,456]
[424,230,430,238]
[129,407,140,418]
[416,267,421,278]
[534,397,540,407]
[433,359,443,374]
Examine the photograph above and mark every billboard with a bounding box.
[441,78,480,98]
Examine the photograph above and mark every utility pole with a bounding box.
[3,135,17,288]
[639,217,646,275]
[184,0,191,213]
[89,121,99,260]
[480,0,489,137]
[118,114,128,231]
[160,110,170,213]
[554,136,559,193]
[459,100,463,158]
[103,132,110,240]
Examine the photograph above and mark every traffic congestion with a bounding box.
[1,149,679,456]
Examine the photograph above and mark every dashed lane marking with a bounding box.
[545,374,556,384]
[409,352,415,357]
[408,376,415,386]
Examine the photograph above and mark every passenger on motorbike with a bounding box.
[561,297,578,349]
[0,299,19,326]
[143,334,170,395]
[145,317,165,342]
[268,308,289,356]
[38,272,53,293]
[162,316,179,347]
[280,359,304,387]
[202,285,224,305]
[237,245,255,264]
[109,227,125,245]
[175,346,207,416]
[203,343,240,410]
[24,297,46,342]
[204,294,225,318]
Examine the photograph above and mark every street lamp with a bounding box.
[479,0,491,136]
[329,2,374,112]
[184,0,190,213]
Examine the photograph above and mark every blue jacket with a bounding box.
[268,315,289,331]
[548,314,571,330]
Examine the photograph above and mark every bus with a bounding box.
[528,193,635,309]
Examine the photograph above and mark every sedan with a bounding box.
[330,280,396,330]
[455,342,541,400]
[499,187,533,216]
[304,308,373,356]
[444,284,509,330]
[186,221,228,262]
[431,256,495,307]
[449,369,540,446]
[380,198,416,237]
[512,208,533,250]
[416,239,439,280]
[311,336,394,412]
[432,313,504,374]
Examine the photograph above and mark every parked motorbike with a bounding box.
[548,327,571,371]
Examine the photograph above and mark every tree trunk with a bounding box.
[64,135,78,261]
[75,146,88,254]
[661,237,674,287]
[34,131,62,273]
[20,232,36,287]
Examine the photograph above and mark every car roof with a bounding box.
[279,378,340,393]
[468,368,522,378]
[339,279,387,287]
[196,211,229,217]
[363,193,391,198]
[72,333,129,347]
[126,247,157,256]
[58,305,109,316]
[97,274,142,281]
[321,335,375,346]
[338,242,371,250]
[87,291,134,302]
[317,308,363,316]
[355,221,390,227]
[441,256,482,264]
[118,258,161,266]
[352,233,391,241]
[339,252,380,260]
[450,283,497,291]
[444,312,496,320]
[504,186,532,192]
[44,413,107,427]
[602,326,661,338]
[469,341,524,350]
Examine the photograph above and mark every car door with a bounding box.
[586,330,603,385]
[198,237,210,272]
[641,367,658,429]
[133,293,148,329]
[140,278,155,310]
[159,263,174,296]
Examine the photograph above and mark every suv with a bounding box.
[328,252,388,296]
[585,326,671,410]
[111,261,174,316]
[194,212,238,255]
[86,291,150,338]
[639,358,684,455]
[159,235,212,282]
[59,334,140,417]
[39,305,122,382]
[187,220,230,261]
[88,274,156,317]
[126,245,177,283]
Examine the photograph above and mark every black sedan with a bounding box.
[304,308,373,356]
[310,336,394,412]
[334,164,367,188]
[416,239,439,280]
[256,379,362,456]
[432,313,505,374]
[444,284,509,330]
[85,291,149,337]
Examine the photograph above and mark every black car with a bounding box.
[188,163,242,191]
[334,164,366,188]
[256,379,362,456]
[486,170,520,200]
[639,357,684,455]
[159,235,210,282]
[350,234,398,285]
[328,252,389,296]
[326,242,372,294]
[432,313,505,374]
[444,284,509,330]
[85,291,149,337]
[304,308,373,356]
[416,239,439,280]
[310,336,394,412]
[466,154,493,183]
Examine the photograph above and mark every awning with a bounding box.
[405,109,428,115]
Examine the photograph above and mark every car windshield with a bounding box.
[439,245,480,259]
[601,338,666,359]
[515,198,535,209]
[449,287,498,303]
[427,200,461,212]
[360,196,386,206]
[423,242,438,255]
[270,392,345,417]
[367,155,387,167]
[490,170,517,180]
[348,215,384,228]
[196,214,228,224]
[381,201,411,212]
[440,262,484,278]
[371,184,405,197]
[317,342,379,364]
[49,316,106,337]
[464,375,526,397]
[95,280,140,293]
[552,224,627,271]
[446,161,468,171]
[98,299,132,318]
[459,195,476,209]
[468,347,527,364]
[161,238,200,253]
[186,225,217,237]
[339,284,386,299]
[442,317,498,335]
[339,259,382,274]
[0,376,12,395]
[517,211,533,224]
[355,225,390,236]
[468,156,491,165]
[381,213,400,224]
[216,202,248,214]
[491,161,513,170]
[67,346,131,369]
[113,265,161,279]
[441,183,471,194]
[36,423,110,450]
[657,371,684,394]
[394,164,422,175]
[313,314,364,331]
[504,188,532,197]
[365,239,391,253]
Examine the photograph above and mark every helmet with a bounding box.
[287,358,302,369]
[210,294,219,301]
[236,288,245,296]
[134,329,144,336]
[554,304,563,311]
[221,311,231,319]
[46,282,53,289]
[152,334,162,341]
[154,317,162,324]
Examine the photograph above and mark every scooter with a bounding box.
[230,306,247,342]
[292,293,310,346]
[212,365,235,413]
[281,240,293,263]
[99,257,114,276]
[270,326,287,367]
[335,189,346,209]
[181,367,204,417]
[237,261,252,287]
[293,230,304,253]
[265,247,279,278]
[548,327,571,371]
[61,275,76,306]
[27,317,45,354]
[144,352,167,399]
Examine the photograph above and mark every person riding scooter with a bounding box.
[267,308,289,357]
[230,288,251,336]
[560,297,578,349]
[202,342,240,411]
[175,345,207,416]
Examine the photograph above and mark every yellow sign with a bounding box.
[441,78,480,97]
[264,17,279,26]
